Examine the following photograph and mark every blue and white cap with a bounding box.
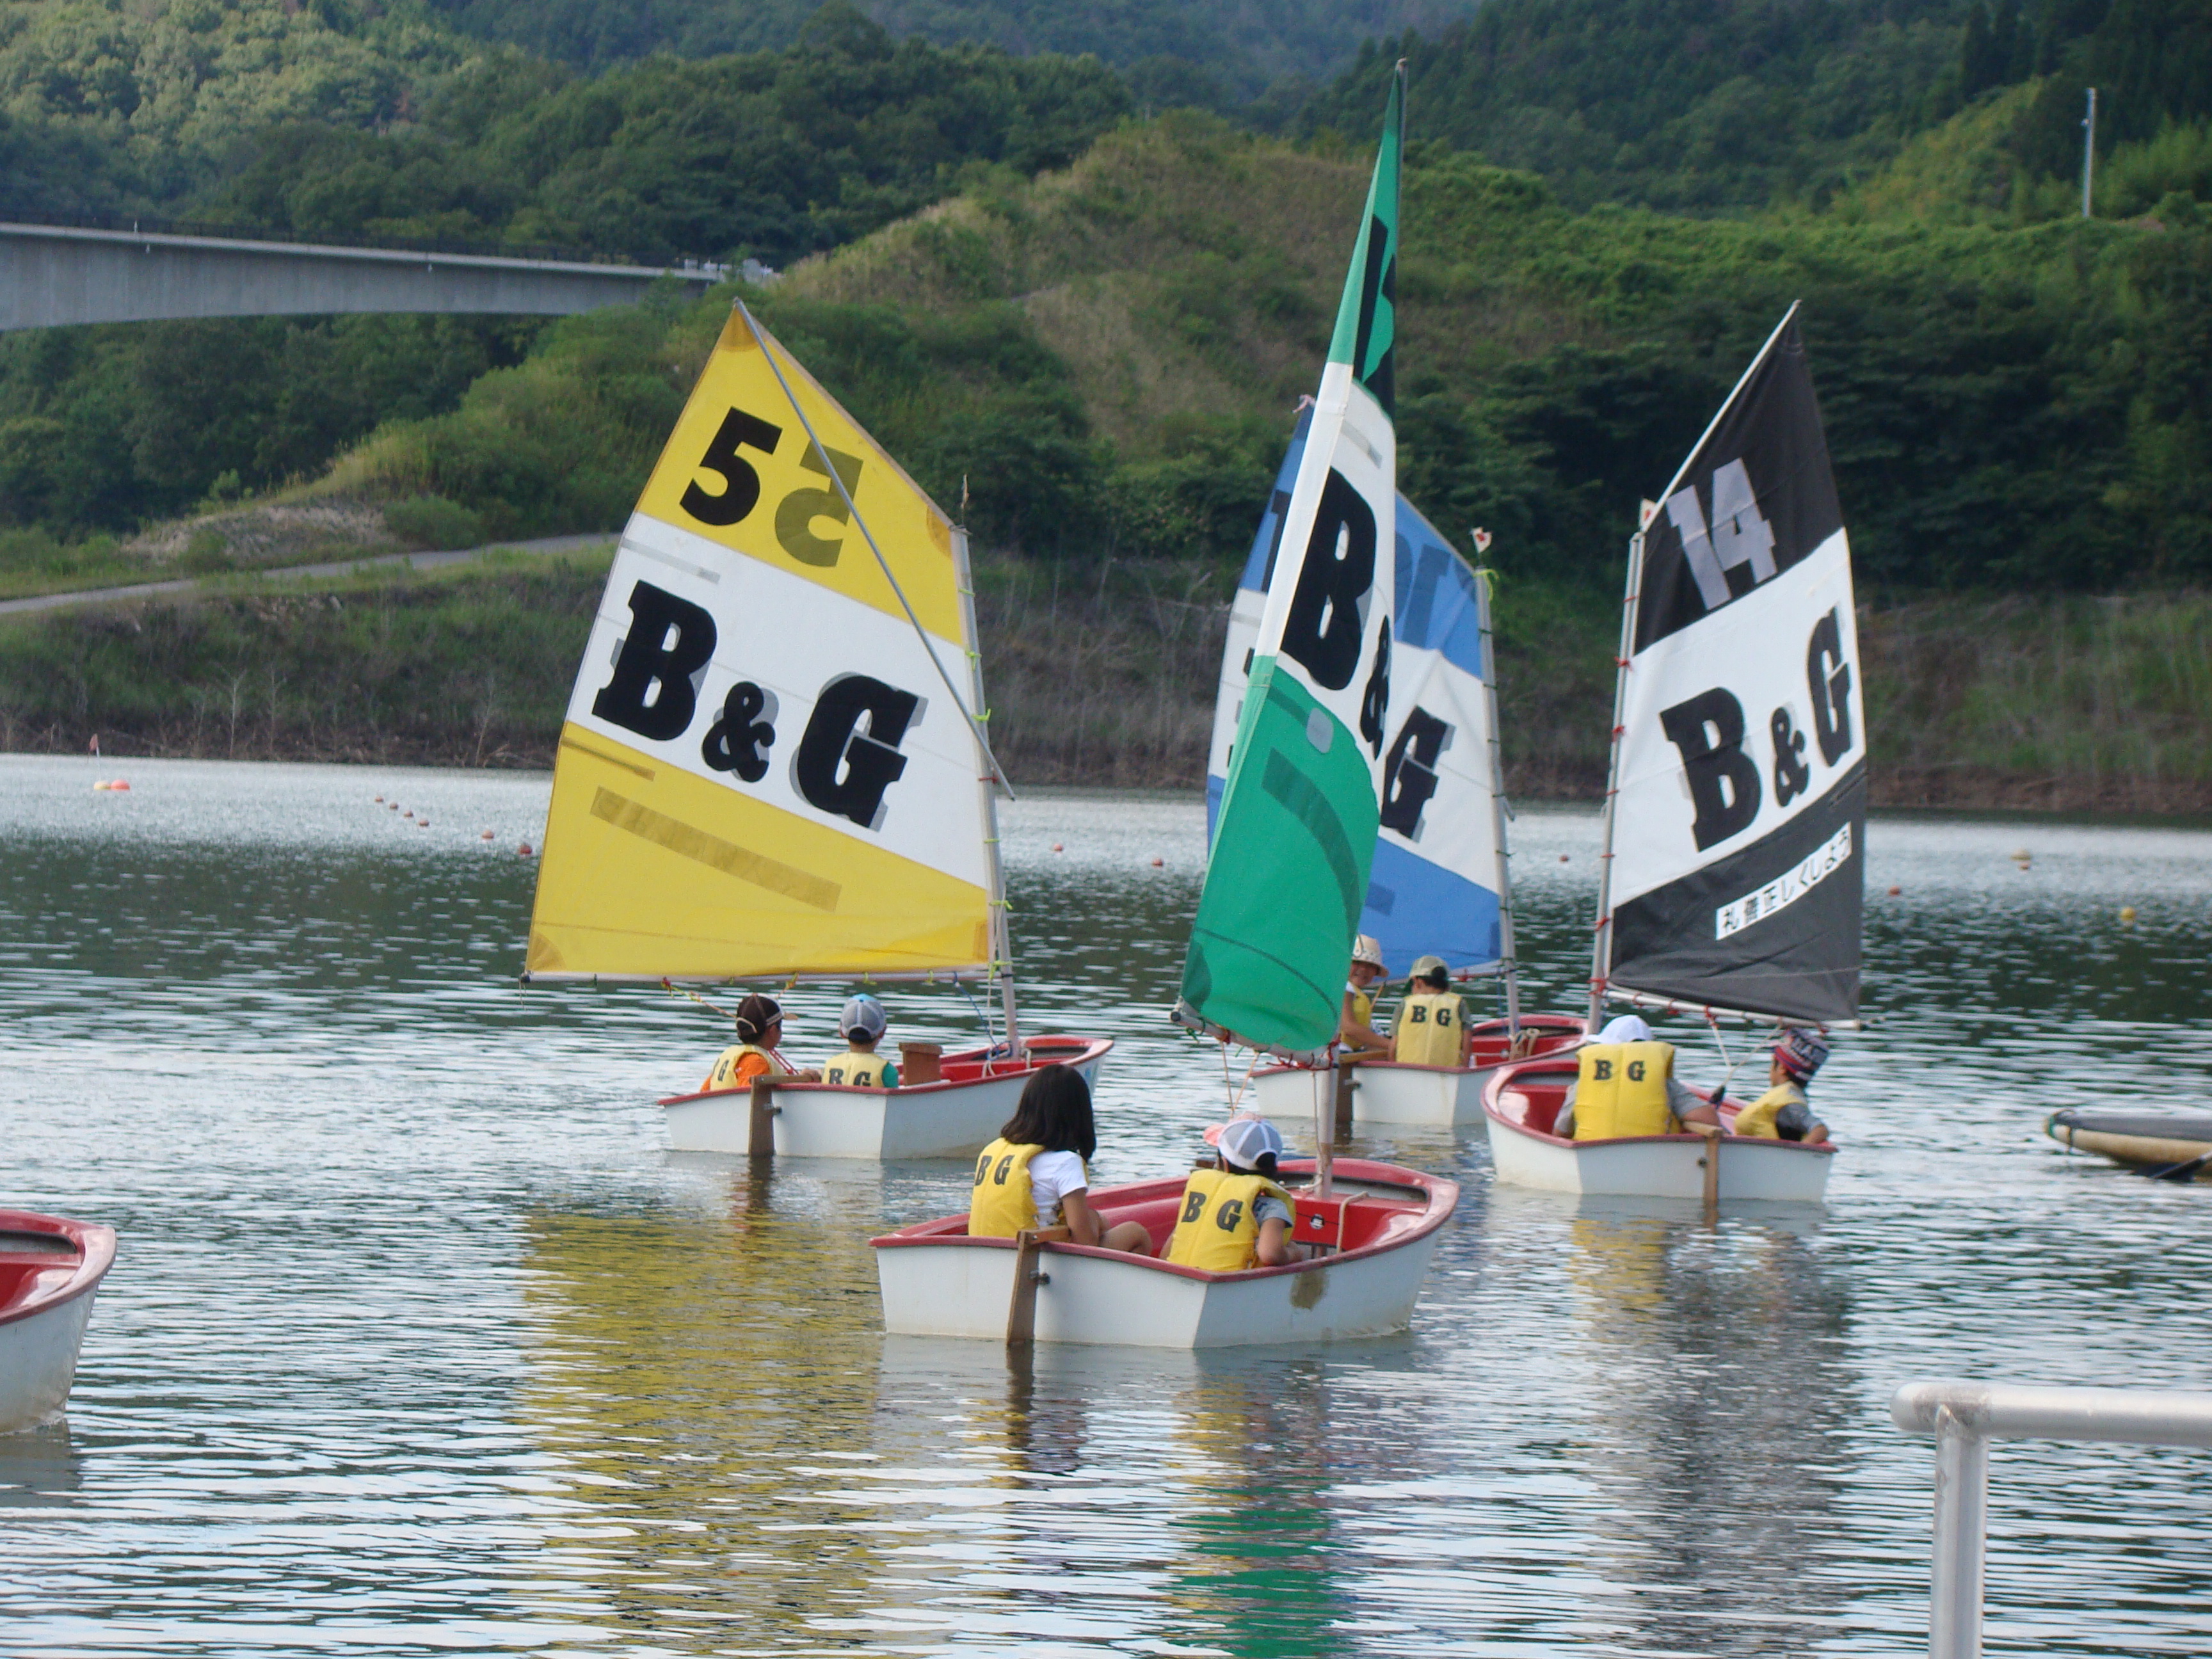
[1206,1115,1286,1171]
[838,994,887,1040]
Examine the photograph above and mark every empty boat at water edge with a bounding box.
[0,1210,115,1434]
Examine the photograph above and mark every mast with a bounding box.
[741,299,1019,1047]
[1477,566,1521,1039]
[1585,523,1646,1032]
[952,524,1022,1056]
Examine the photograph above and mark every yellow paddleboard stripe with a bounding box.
[560,733,656,780]
[588,787,840,912]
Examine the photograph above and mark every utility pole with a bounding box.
[2081,86,2098,218]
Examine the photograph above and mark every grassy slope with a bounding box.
[9,116,2212,806]
[17,554,2212,813]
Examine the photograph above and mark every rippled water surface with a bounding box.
[4,755,2211,1656]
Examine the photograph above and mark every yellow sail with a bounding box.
[525,306,996,981]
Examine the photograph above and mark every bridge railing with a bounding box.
[0,202,719,273]
[1890,1378,2212,1659]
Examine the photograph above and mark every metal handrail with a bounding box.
[0,204,703,270]
[1891,1379,2212,1658]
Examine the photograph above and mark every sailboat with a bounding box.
[872,68,1462,1345]
[1211,469,1581,1126]
[520,303,1110,1159]
[1486,305,1855,1202]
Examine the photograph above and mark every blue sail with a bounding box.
[1206,430,1506,979]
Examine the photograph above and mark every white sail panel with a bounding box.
[1205,406,1310,844]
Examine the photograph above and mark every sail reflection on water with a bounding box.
[512,1171,897,1644]
[1157,1354,1357,1658]
[1490,1188,1856,1653]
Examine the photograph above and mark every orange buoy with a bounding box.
[110,780,129,791]
[419,820,430,829]
[481,830,495,840]
[1150,856,1164,867]
[389,803,399,812]
[518,842,534,857]
[374,794,384,803]
[1887,885,1902,896]
[1051,842,1064,853]
[1559,853,1569,863]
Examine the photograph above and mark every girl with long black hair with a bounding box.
[968,1066,1151,1253]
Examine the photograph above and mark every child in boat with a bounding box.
[821,994,897,1088]
[1164,1116,1301,1270]
[1392,954,1469,1068]
[1340,934,1394,1058]
[701,993,822,1091]
[1553,1014,1705,1138]
[970,1066,1152,1253]
[1729,1029,1832,1142]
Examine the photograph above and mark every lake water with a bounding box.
[3,755,2210,1657]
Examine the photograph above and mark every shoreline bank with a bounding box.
[7,554,2212,818]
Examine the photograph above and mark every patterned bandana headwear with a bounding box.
[1776,1028,1830,1080]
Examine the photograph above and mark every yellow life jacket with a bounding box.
[1164,1167,1297,1272]
[1573,1041,1676,1140]
[967,1139,1086,1237]
[705,1043,784,1091]
[821,1050,889,1088]
[1393,991,1464,1068]
[1345,986,1376,1030]
[1731,1081,1805,1139]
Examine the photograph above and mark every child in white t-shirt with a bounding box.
[974,1066,1151,1253]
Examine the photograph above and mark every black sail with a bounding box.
[1603,310,1864,1025]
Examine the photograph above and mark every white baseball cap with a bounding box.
[1205,1116,1286,1170]
[1580,1014,1654,1046]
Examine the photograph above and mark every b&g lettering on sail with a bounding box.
[525,308,995,981]
[1607,315,1866,1024]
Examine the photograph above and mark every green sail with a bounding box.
[1176,68,1404,1060]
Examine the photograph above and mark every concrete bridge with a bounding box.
[1,219,747,331]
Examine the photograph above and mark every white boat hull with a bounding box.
[1487,1112,1830,1201]
[0,1292,98,1434]
[662,1038,1110,1160]
[1483,1058,1836,1203]
[871,1158,1459,1349]
[1247,1018,1583,1128]
[876,1229,1441,1347]
[1250,1061,1490,1126]
[0,1211,115,1434]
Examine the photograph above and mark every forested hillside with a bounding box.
[1309,0,2212,213]
[2,0,2210,592]
[284,116,2203,596]
[419,0,1470,98]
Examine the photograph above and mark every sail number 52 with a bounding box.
[678,405,866,570]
